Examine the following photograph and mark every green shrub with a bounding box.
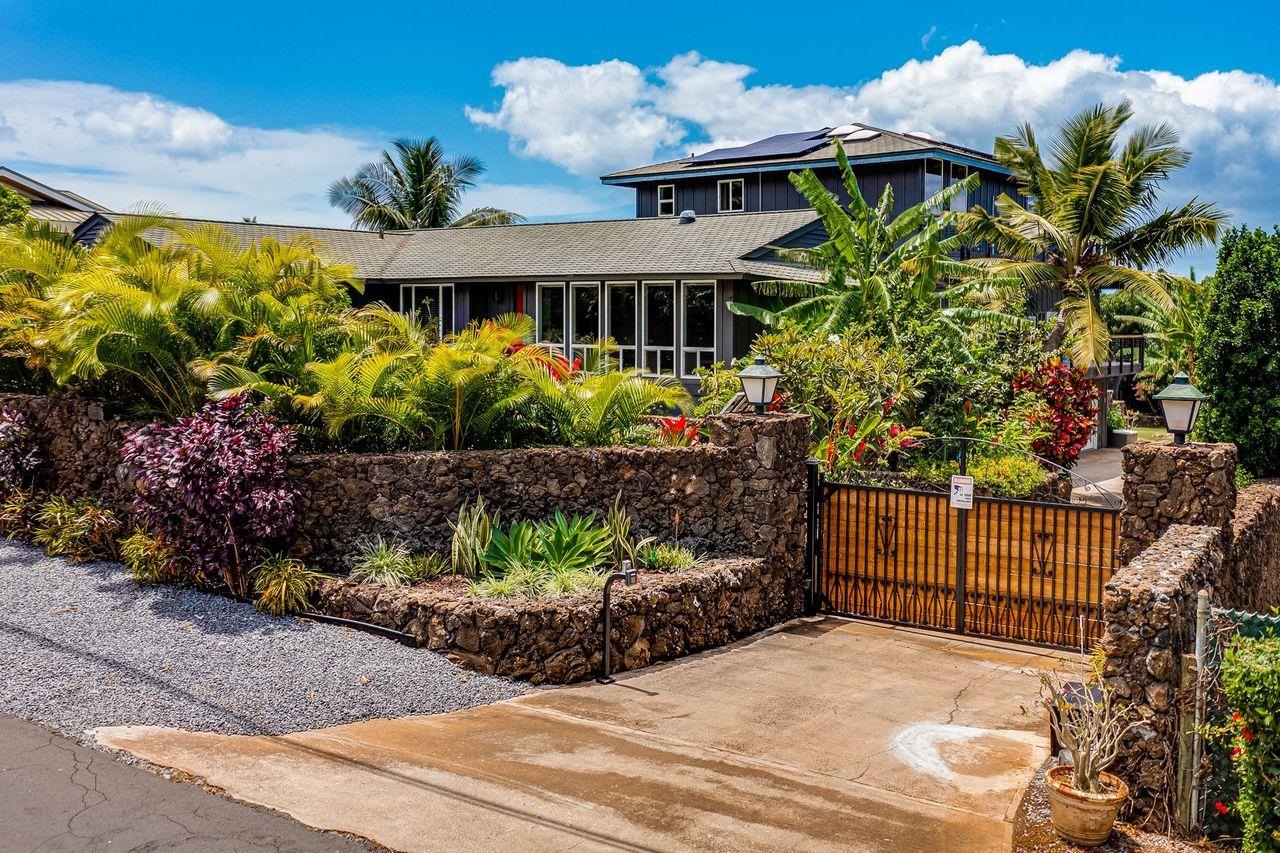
[468,511,617,599]
[251,556,322,616]
[120,530,180,584]
[637,543,697,572]
[1199,226,1280,476]
[907,452,1046,499]
[450,496,496,580]
[32,495,120,562]
[350,535,420,587]
[409,553,448,582]
[1221,635,1280,851]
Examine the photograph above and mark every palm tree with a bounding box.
[726,141,986,343]
[328,138,523,230]
[959,101,1227,367]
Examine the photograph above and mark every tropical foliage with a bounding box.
[32,495,120,563]
[251,556,322,616]
[0,408,40,489]
[960,100,1226,367]
[328,138,522,230]
[121,396,299,597]
[1219,635,1280,851]
[1012,359,1099,468]
[0,186,29,226]
[1198,226,1280,476]
[727,140,989,343]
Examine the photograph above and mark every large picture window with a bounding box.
[605,281,639,370]
[536,282,566,356]
[949,162,969,212]
[400,284,454,339]
[570,282,601,363]
[924,158,945,202]
[642,281,676,375]
[717,179,744,213]
[681,281,716,378]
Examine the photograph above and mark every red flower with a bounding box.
[1232,712,1243,722]
[1243,730,1253,741]
[570,357,582,373]
[853,439,867,462]
[1232,747,1243,758]
[1214,801,1229,816]
[963,399,972,414]
[888,424,903,438]
[882,397,895,415]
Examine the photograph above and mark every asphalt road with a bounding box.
[0,715,373,852]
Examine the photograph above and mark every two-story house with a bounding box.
[15,123,1032,389]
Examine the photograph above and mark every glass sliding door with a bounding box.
[400,283,454,340]
[605,282,639,370]
[570,282,601,365]
[535,282,566,357]
[642,281,676,375]
[681,281,716,378]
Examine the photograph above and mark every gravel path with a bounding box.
[0,543,528,743]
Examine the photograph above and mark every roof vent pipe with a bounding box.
[678,210,696,224]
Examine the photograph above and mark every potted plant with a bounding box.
[1107,403,1139,448]
[1040,670,1139,846]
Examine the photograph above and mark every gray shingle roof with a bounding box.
[601,125,1001,182]
[92,210,821,282]
[27,205,96,233]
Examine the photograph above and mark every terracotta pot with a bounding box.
[1044,765,1128,847]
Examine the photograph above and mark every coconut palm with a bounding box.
[727,140,988,343]
[959,101,1227,367]
[327,138,523,231]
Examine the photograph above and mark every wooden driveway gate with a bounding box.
[809,478,1119,650]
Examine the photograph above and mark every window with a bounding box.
[642,281,676,375]
[605,282,639,369]
[536,283,566,356]
[657,184,676,217]
[570,282,601,363]
[717,178,744,213]
[681,281,716,378]
[924,159,944,200]
[400,284,454,339]
[949,163,969,212]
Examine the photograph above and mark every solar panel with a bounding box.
[686,129,832,164]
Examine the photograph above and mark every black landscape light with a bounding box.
[736,356,781,414]
[1153,372,1207,446]
[597,559,638,684]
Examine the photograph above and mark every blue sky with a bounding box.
[3,1,1280,272]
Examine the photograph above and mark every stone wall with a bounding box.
[0,392,142,510]
[1223,483,1280,612]
[1118,442,1237,563]
[1102,524,1224,821]
[288,412,812,577]
[314,556,787,683]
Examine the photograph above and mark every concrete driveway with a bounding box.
[96,618,1064,852]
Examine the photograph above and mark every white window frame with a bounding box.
[604,281,640,370]
[535,282,567,358]
[399,283,455,338]
[641,280,677,376]
[680,280,717,379]
[569,281,602,364]
[657,184,676,217]
[717,178,745,213]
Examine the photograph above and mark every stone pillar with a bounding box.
[1103,524,1224,821]
[1118,442,1237,564]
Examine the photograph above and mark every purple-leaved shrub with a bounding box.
[0,408,41,490]
[121,395,298,596]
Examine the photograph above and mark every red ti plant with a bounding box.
[121,395,299,597]
[655,413,701,446]
[1013,358,1099,468]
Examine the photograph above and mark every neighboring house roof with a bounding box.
[1,167,110,234]
[78,209,825,283]
[601,123,1006,184]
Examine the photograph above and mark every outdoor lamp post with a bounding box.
[737,356,781,414]
[596,560,638,684]
[1153,372,1208,446]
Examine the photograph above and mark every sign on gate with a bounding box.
[949,474,974,509]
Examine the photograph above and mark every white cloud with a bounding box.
[465,58,685,176]
[0,79,600,226]
[921,25,938,50]
[468,43,1280,269]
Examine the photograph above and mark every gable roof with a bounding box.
[601,123,1005,184]
[2,167,111,234]
[79,209,826,283]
